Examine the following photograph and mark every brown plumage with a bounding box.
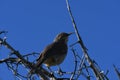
[30,32,73,74]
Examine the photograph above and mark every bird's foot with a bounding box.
[47,67,55,76]
[57,68,64,76]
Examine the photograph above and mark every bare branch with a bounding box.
[0,57,20,63]
[66,0,109,80]
[113,65,120,80]
[0,38,55,80]
[0,38,33,68]
[70,48,78,79]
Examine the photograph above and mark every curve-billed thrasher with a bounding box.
[30,32,73,73]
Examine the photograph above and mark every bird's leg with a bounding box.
[47,66,54,75]
[57,65,63,76]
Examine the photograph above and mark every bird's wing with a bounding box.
[35,42,57,67]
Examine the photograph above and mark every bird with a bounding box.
[30,32,73,74]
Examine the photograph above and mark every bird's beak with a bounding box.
[68,32,74,36]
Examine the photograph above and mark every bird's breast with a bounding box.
[44,54,67,67]
[44,43,68,67]
[55,53,67,65]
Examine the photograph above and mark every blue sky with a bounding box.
[0,0,120,80]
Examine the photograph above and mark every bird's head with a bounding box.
[54,32,73,43]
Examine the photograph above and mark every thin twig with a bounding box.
[66,0,109,80]
[70,48,78,80]
[0,31,8,35]
[0,38,54,80]
[113,65,120,80]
